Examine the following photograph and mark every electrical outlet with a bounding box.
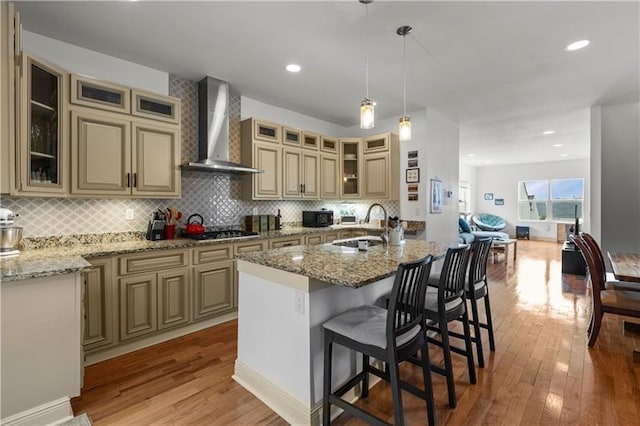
[252,207,259,215]
[294,291,305,315]
[125,208,134,220]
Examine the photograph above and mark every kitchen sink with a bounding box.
[332,238,384,248]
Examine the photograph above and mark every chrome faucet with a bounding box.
[364,203,389,246]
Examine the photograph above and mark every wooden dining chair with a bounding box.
[571,234,640,347]
[581,232,640,292]
[322,255,436,426]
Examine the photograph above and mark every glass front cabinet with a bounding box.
[340,138,361,198]
[18,54,68,194]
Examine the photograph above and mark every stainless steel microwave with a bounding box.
[302,210,333,228]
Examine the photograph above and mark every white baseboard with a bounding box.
[85,312,237,365]
[1,397,72,426]
[233,360,382,426]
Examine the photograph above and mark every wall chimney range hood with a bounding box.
[183,76,262,174]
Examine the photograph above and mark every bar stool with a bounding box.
[423,244,474,408]
[322,255,436,426]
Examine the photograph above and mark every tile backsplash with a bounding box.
[1,75,398,237]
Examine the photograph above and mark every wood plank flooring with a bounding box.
[72,240,640,425]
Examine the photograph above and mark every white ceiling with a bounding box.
[15,1,640,167]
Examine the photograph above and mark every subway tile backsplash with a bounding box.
[1,75,398,237]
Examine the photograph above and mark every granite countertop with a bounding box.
[236,240,450,288]
[0,222,427,283]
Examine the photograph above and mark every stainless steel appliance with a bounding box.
[302,210,333,228]
[0,208,22,257]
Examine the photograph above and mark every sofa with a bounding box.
[458,217,509,244]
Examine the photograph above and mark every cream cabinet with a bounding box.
[70,108,180,197]
[269,236,303,249]
[233,240,268,308]
[157,268,190,330]
[241,118,282,200]
[283,126,302,147]
[1,2,19,194]
[192,260,235,321]
[252,118,281,143]
[283,148,319,199]
[131,89,180,124]
[340,138,362,199]
[302,131,320,150]
[305,234,324,245]
[323,232,341,243]
[16,53,68,195]
[362,133,399,200]
[83,257,116,353]
[119,273,157,341]
[321,154,339,199]
[70,74,130,114]
[320,136,338,154]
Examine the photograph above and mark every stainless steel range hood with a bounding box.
[183,76,262,174]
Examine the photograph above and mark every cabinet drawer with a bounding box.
[323,232,340,243]
[131,89,180,124]
[305,234,324,245]
[119,249,188,275]
[270,237,303,249]
[234,240,268,255]
[193,245,233,264]
[70,74,130,114]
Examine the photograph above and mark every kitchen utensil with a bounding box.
[185,214,205,235]
[0,226,23,253]
[164,224,176,240]
[389,228,404,246]
[0,208,16,226]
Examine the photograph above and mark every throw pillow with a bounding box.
[458,217,472,233]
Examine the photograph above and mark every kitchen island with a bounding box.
[234,239,448,425]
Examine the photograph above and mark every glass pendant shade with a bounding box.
[399,115,411,141]
[360,98,375,129]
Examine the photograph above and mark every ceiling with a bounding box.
[15,1,640,167]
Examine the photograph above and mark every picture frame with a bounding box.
[406,168,420,183]
[407,183,418,192]
[408,150,418,159]
[484,193,494,200]
[430,179,443,213]
[495,198,504,206]
[408,193,418,201]
[408,159,418,168]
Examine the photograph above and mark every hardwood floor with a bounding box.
[72,240,640,425]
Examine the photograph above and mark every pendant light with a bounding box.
[397,25,412,141]
[360,0,374,129]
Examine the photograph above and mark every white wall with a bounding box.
[241,96,347,136]
[592,101,640,254]
[23,31,168,93]
[475,159,590,241]
[459,162,478,216]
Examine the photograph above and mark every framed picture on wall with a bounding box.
[430,179,443,213]
[484,193,494,200]
[495,198,504,206]
[406,168,420,183]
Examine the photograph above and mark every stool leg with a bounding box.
[469,295,485,368]
[440,320,457,408]
[484,286,496,351]
[461,308,477,384]
[361,354,369,398]
[388,352,404,426]
[420,338,436,426]
[323,330,333,425]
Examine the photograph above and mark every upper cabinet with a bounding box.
[241,118,282,200]
[362,133,399,200]
[17,53,68,195]
[252,119,281,143]
[71,74,130,114]
[340,138,361,199]
[131,89,180,124]
[1,2,19,194]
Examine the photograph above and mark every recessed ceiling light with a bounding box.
[552,143,563,148]
[560,153,569,157]
[468,154,476,157]
[543,130,555,135]
[285,64,301,73]
[565,40,590,51]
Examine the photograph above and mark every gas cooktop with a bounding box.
[181,230,259,241]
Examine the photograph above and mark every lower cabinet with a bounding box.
[158,268,190,330]
[305,234,324,245]
[83,257,116,352]
[192,260,235,320]
[269,236,304,249]
[119,273,158,341]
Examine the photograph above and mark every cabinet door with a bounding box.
[83,257,115,352]
[321,154,339,199]
[363,133,390,153]
[253,142,281,199]
[71,109,132,195]
[253,119,281,143]
[119,274,157,341]
[192,260,235,320]
[302,151,320,199]
[340,138,361,199]
[283,147,302,198]
[305,234,324,245]
[1,3,19,194]
[70,74,130,114]
[323,232,340,243]
[157,268,190,330]
[18,54,68,194]
[132,121,180,197]
[269,236,303,249]
[282,126,302,147]
[131,89,180,124]
[320,136,338,154]
[302,131,319,150]
[363,153,389,199]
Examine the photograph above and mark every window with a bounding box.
[518,179,583,221]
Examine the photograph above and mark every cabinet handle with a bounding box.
[133,173,138,188]
[126,173,131,188]
[300,183,303,193]
[303,184,306,193]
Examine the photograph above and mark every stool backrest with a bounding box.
[581,233,608,283]
[387,255,434,346]
[571,234,604,315]
[437,245,472,308]
[468,237,492,286]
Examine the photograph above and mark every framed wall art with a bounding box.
[406,168,420,183]
[484,193,494,200]
[430,179,443,213]
[495,198,504,206]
